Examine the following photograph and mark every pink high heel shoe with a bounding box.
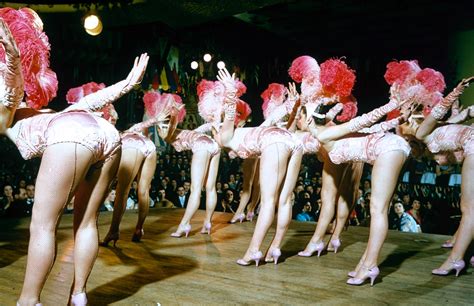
[171,224,191,238]
[246,211,255,222]
[441,240,454,248]
[230,213,245,224]
[237,251,263,267]
[432,259,465,277]
[265,248,282,264]
[200,222,212,235]
[298,241,325,257]
[70,292,87,306]
[328,238,341,253]
[347,266,380,286]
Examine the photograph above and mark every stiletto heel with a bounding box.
[298,241,325,257]
[432,259,465,277]
[230,213,245,224]
[100,232,119,247]
[171,224,191,238]
[131,229,144,242]
[329,238,341,253]
[200,222,212,235]
[237,251,263,267]
[347,266,380,286]
[265,248,282,264]
[70,292,87,306]
[246,211,255,222]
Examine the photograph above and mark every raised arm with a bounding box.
[416,77,474,140]
[446,105,474,124]
[0,18,23,132]
[68,53,149,112]
[193,122,213,134]
[359,116,405,133]
[216,68,238,147]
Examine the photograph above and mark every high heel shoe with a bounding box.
[347,266,380,286]
[470,256,474,268]
[328,238,341,253]
[70,292,87,306]
[441,240,454,248]
[246,211,255,222]
[99,232,119,247]
[237,250,263,267]
[171,224,191,238]
[347,271,356,278]
[265,248,282,264]
[432,259,465,277]
[131,229,144,242]
[230,213,245,224]
[200,222,212,235]
[298,241,325,257]
[17,303,42,306]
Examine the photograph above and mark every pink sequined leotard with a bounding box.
[328,132,410,165]
[425,124,474,158]
[171,130,220,156]
[11,110,120,164]
[121,132,156,158]
[228,126,302,159]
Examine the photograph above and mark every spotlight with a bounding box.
[84,12,103,36]
[217,61,226,69]
[203,53,212,62]
[191,61,199,70]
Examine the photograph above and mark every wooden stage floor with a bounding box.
[1,208,473,305]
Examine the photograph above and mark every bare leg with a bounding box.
[172,150,211,237]
[266,149,303,262]
[299,160,343,256]
[231,157,258,223]
[102,148,144,244]
[246,160,261,220]
[435,155,474,271]
[18,144,94,305]
[328,162,363,251]
[70,151,121,298]
[133,151,157,241]
[201,153,220,233]
[352,151,406,279]
[238,143,289,264]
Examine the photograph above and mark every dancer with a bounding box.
[399,73,474,277]
[0,10,149,304]
[206,69,303,266]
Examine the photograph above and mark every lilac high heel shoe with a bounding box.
[441,240,454,248]
[71,292,87,306]
[328,238,341,253]
[432,259,465,277]
[298,241,325,257]
[347,266,380,286]
[230,213,245,224]
[171,224,191,238]
[246,211,255,222]
[237,251,263,267]
[265,248,282,264]
[347,271,356,278]
[200,222,212,235]
[17,303,42,306]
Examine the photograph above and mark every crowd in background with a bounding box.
[0,137,462,236]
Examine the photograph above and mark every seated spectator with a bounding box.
[0,184,14,217]
[221,189,237,213]
[393,202,421,233]
[156,188,175,208]
[296,202,315,222]
[101,189,115,212]
[407,199,422,225]
[173,186,189,208]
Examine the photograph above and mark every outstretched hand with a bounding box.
[458,76,474,90]
[0,18,20,57]
[287,82,299,102]
[125,53,149,87]
[217,68,237,93]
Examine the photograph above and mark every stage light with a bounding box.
[203,53,212,62]
[84,12,103,36]
[191,61,199,70]
[217,61,225,69]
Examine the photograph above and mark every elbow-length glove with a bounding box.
[347,99,399,132]
[431,78,473,120]
[0,20,23,108]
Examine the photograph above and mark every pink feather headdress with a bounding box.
[336,95,358,122]
[261,83,286,119]
[384,60,421,86]
[162,92,186,123]
[0,8,58,109]
[235,99,252,125]
[66,82,106,104]
[289,56,320,83]
[101,104,118,122]
[320,59,356,98]
[197,79,225,125]
[143,90,163,117]
[235,80,247,98]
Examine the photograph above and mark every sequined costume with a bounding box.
[425,124,474,159]
[10,110,120,164]
[172,129,220,156]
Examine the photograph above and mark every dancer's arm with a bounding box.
[216,68,238,146]
[314,98,406,143]
[263,83,298,127]
[68,53,149,112]
[446,105,474,124]
[416,77,474,140]
[194,122,213,133]
[359,117,404,133]
[325,103,343,122]
[0,19,23,132]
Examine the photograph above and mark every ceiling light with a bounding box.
[84,12,103,36]
[203,53,212,62]
[191,61,199,70]
[217,61,225,69]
